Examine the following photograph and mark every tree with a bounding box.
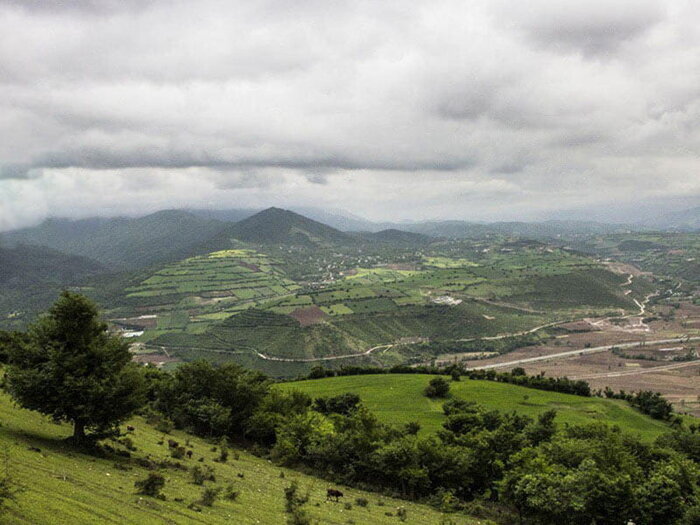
[5,292,146,443]
[424,377,450,398]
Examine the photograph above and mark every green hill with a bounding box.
[0,244,104,287]
[206,208,354,248]
[0,390,481,524]
[0,244,105,328]
[1,210,226,271]
[280,374,674,441]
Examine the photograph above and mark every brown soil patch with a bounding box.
[290,306,329,326]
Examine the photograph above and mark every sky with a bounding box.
[1,0,699,231]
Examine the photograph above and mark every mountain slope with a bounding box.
[0,244,104,287]
[207,207,354,247]
[1,210,226,271]
[643,206,700,231]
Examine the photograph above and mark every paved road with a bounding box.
[467,336,700,371]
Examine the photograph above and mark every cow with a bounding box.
[326,488,344,502]
[126,425,135,432]
[186,450,193,459]
[167,439,179,448]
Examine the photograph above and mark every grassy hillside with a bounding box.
[0,392,483,525]
[280,374,674,441]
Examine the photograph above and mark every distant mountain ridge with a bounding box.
[358,229,433,245]
[207,207,355,247]
[0,244,104,287]
[642,206,700,231]
[1,210,226,270]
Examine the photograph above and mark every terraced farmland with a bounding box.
[145,245,649,376]
[115,249,300,339]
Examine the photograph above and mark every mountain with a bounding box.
[396,219,634,239]
[642,206,700,231]
[0,244,104,287]
[205,207,355,247]
[188,206,378,232]
[1,210,226,270]
[186,208,259,223]
[359,228,433,245]
[288,207,378,232]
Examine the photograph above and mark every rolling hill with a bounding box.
[0,244,104,287]
[280,374,674,441]
[1,210,226,271]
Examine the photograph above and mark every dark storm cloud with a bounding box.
[0,0,699,229]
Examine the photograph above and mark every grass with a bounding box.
[279,374,674,441]
[0,391,485,525]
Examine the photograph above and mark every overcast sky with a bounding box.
[1,0,699,230]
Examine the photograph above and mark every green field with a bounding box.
[0,391,482,525]
[140,244,648,374]
[280,374,673,441]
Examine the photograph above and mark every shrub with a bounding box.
[191,465,215,485]
[355,497,369,508]
[424,377,450,398]
[155,419,174,434]
[396,507,407,521]
[135,473,165,498]
[171,446,186,460]
[198,486,221,507]
[224,483,240,501]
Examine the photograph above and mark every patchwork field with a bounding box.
[279,374,675,441]
[0,391,482,525]
[130,244,651,376]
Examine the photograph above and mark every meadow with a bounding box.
[0,391,484,525]
[279,374,674,441]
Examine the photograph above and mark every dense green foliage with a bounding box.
[5,292,146,442]
[140,361,700,524]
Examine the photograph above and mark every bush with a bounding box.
[191,465,215,485]
[224,483,240,501]
[155,419,174,434]
[171,446,186,459]
[198,486,221,507]
[396,507,407,521]
[424,377,450,398]
[355,497,369,508]
[135,473,165,498]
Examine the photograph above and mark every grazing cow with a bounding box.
[326,488,344,502]
[167,439,179,448]
[186,450,193,459]
[126,425,135,432]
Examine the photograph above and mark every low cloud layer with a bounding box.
[1,0,699,230]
